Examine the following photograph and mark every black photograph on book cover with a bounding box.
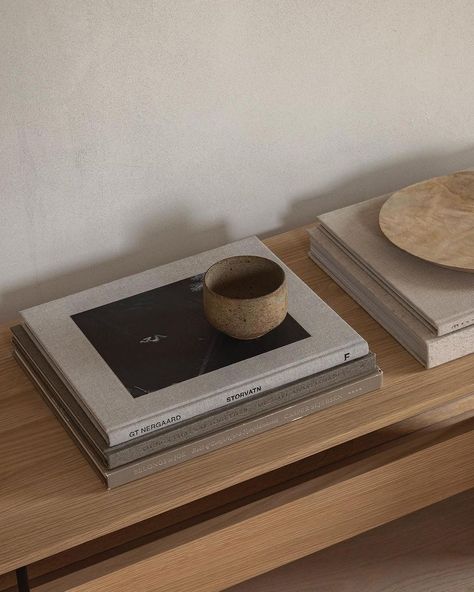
[72,274,310,398]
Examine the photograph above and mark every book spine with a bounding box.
[12,327,374,467]
[105,370,382,488]
[108,340,369,446]
[438,315,474,337]
[107,353,376,467]
[15,347,381,489]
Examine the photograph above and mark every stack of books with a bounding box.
[12,237,382,488]
[308,195,474,368]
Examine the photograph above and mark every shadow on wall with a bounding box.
[270,145,474,236]
[4,146,474,322]
[1,207,229,322]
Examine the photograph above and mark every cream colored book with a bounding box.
[20,236,368,446]
[309,225,474,368]
[318,195,474,336]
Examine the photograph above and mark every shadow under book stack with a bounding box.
[12,236,381,489]
[308,194,474,368]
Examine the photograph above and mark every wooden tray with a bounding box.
[379,171,474,272]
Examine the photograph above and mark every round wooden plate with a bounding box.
[379,171,474,273]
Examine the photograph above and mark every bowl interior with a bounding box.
[205,256,285,299]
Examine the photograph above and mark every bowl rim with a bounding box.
[203,255,286,302]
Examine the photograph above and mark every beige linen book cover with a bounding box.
[318,195,474,336]
[21,237,368,446]
[308,226,474,367]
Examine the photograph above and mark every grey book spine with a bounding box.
[106,373,383,489]
[12,325,376,468]
[15,347,381,489]
[106,353,375,467]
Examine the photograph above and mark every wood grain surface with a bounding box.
[1,395,473,592]
[0,227,474,576]
[228,488,474,592]
[32,413,474,592]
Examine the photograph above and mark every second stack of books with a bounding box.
[308,194,474,368]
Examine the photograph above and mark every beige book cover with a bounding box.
[318,195,474,336]
[20,236,368,446]
[308,225,474,367]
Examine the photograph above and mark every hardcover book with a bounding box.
[318,196,474,336]
[308,225,474,367]
[20,237,368,446]
[14,348,382,489]
[12,324,376,468]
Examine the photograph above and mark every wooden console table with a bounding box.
[1,227,473,592]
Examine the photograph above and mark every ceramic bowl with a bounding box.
[203,255,287,340]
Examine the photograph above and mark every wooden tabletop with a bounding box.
[1,227,474,575]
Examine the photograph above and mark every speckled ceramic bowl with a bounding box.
[203,255,287,340]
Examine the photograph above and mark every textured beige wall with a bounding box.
[2,0,474,320]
